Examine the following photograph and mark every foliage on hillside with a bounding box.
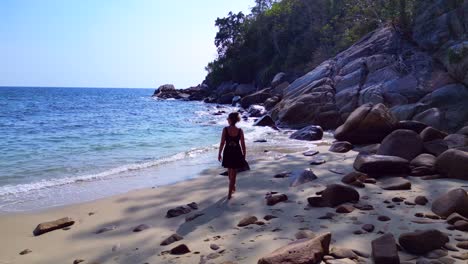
[204,0,420,88]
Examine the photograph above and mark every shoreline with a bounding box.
[1,134,466,263]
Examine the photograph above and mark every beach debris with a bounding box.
[95,225,117,234]
[169,244,191,255]
[415,196,428,205]
[290,169,317,187]
[329,141,353,153]
[398,229,449,254]
[307,184,359,207]
[266,194,288,206]
[371,233,399,264]
[33,217,75,236]
[19,249,32,255]
[257,232,331,264]
[431,188,468,218]
[160,233,184,246]
[132,224,151,232]
[379,178,412,190]
[354,154,410,175]
[237,216,258,227]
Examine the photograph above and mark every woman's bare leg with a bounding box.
[232,170,237,193]
[228,168,234,199]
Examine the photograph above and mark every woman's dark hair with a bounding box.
[228,112,241,124]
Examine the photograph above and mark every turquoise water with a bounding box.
[0,87,248,211]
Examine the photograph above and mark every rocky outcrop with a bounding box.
[152,84,213,101]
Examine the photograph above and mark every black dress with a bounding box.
[222,127,245,169]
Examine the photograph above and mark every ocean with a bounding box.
[0,87,283,212]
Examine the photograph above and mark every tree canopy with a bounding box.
[205,0,417,88]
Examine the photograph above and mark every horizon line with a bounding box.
[0,85,156,89]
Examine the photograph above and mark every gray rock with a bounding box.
[257,232,331,264]
[353,154,410,175]
[379,178,412,190]
[420,127,448,142]
[372,233,400,264]
[308,184,359,207]
[435,149,468,180]
[132,224,151,232]
[160,233,183,246]
[399,230,449,254]
[377,129,423,161]
[329,141,353,153]
[290,125,323,141]
[33,217,75,236]
[238,216,258,227]
[290,169,318,187]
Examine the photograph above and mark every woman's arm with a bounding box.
[240,129,246,158]
[218,128,226,161]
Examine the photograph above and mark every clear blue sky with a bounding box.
[0,0,253,88]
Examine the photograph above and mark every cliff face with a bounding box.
[270,0,467,132]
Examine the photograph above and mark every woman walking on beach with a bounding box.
[218,112,246,200]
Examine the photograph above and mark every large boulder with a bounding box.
[377,129,423,160]
[371,234,400,264]
[290,126,323,141]
[435,149,468,180]
[335,103,398,144]
[420,127,448,142]
[431,188,468,218]
[353,154,410,175]
[235,83,256,96]
[240,89,272,108]
[308,184,359,207]
[257,233,331,264]
[410,153,436,176]
[398,230,449,255]
[253,115,278,130]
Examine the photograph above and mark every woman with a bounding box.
[218,112,246,200]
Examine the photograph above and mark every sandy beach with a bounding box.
[1,134,466,264]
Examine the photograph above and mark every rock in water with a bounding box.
[379,178,411,190]
[398,230,449,254]
[431,188,468,218]
[290,125,323,141]
[290,169,318,187]
[371,233,400,264]
[329,141,353,153]
[377,129,423,161]
[308,184,359,207]
[435,149,468,180]
[160,233,183,246]
[334,103,398,144]
[257,232,331,264]
[353,154,409,175]
[266,194,288,206]
[253,115,278,130]
[33,217,75,236]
